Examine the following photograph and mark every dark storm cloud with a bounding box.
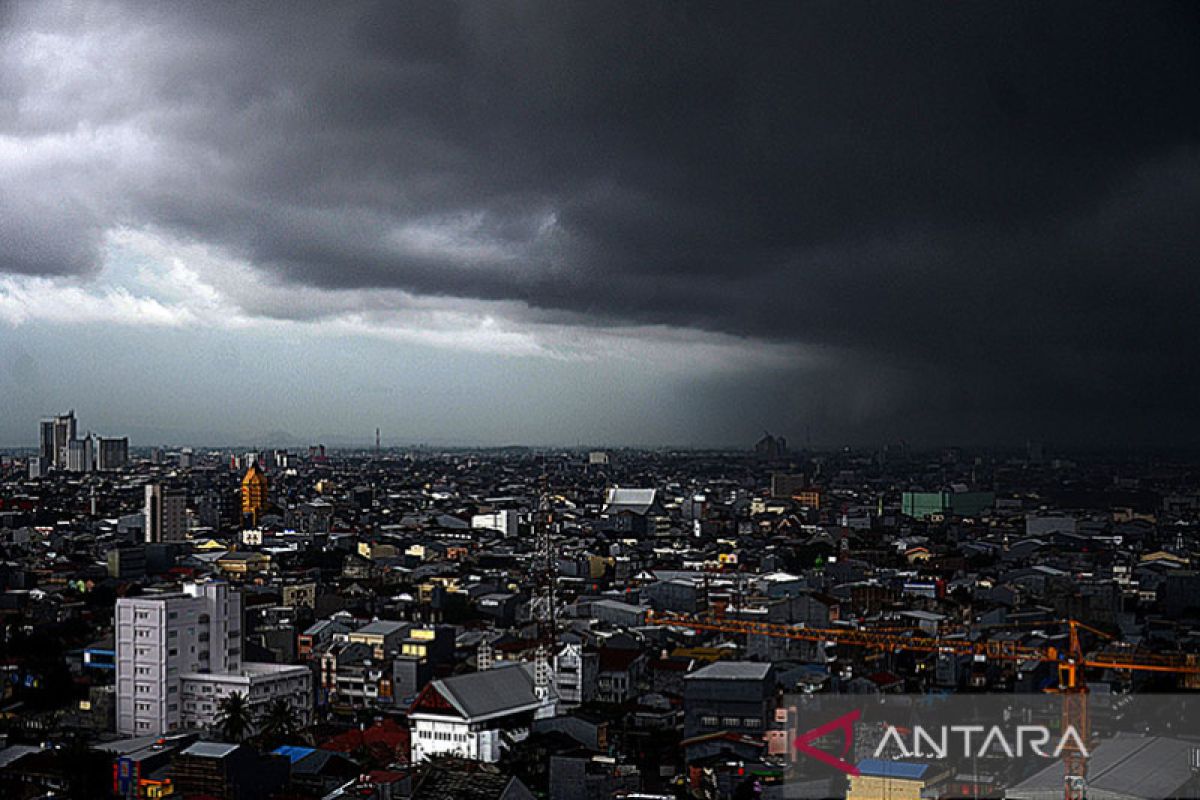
[3,1,1199,444]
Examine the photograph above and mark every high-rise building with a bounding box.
[115,581,311,736]
[28,457,47,479]
[52,410,76,467]
[38,419,55,464]
[39,410,78,469]
[241,463,268,525]
[145,484,188,543]
[97,436,129,471]
[66,436,94,473]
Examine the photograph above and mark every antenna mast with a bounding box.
[531,485,557,701]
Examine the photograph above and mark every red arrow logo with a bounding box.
[793,709,861,776]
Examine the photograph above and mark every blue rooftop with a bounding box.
[856,759,930,780]
[272,745,316,764]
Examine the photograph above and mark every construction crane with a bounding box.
[646,610,1200,800]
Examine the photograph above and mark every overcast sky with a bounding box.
[2,2,1198,449]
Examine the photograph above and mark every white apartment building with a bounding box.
[116,581,311,737]
[470,510,518,538]
[116,582,241,736]
[554,642,597,706]
[180,662,311,731]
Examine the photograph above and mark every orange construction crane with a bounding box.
[646,610,1200,800]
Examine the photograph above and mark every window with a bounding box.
[722,717,740,728]
[701,715,719,728]
[743,718,762,729]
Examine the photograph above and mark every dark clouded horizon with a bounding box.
[2,1,1199,448]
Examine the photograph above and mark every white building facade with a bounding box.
[116,582,241,736]
[409,664,556,764]
[470,510,518,538]
[180,663,311,732]
[116,581,312,737]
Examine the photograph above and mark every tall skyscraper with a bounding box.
[38,419,55,464]
[52,410,76,467]
[145,484,188,543]
[39,410,77,469]
[241,462,268,525]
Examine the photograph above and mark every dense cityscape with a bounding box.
[0,410,1197,798]
[4,2,1199,798]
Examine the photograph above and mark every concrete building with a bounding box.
[116,581,243,736]
[553,642,597,707]
[45,410,76,468]
[683,661,776,740]
[471,509,519,538]
[145,484,188,543]
[27,457,47,479]
[38,418,55,466]
[349,620,410,659]
[180,662,312,732]
[901,489,994,519]
[66,436,93,472]
[409,663,556,763]
[97,436,129,471]
[116,582,311,738]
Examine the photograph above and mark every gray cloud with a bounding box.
[2,1,1199,445]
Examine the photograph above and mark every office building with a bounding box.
[28,457,47,479]
[97,436,129,471]
[66,436,93,472]
[38,410,77,468]
[38,419,55,464]
[52,410,76,467]
[145,484,188,543]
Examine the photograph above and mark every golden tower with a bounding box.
[241,462,268,524]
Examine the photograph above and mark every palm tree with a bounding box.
[258,698,301,747]
[215,691,253,743]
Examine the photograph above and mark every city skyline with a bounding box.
[3,3,1199,448]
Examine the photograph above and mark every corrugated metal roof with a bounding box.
[182,741,239,759]
[431,663,546,720]
[685,661,772,681]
